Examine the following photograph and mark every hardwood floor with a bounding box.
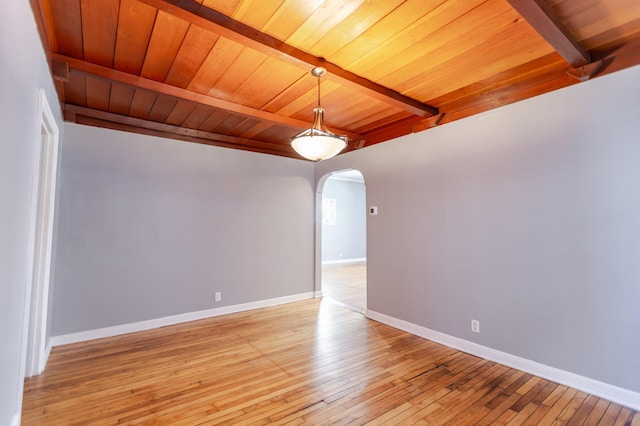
[23,299,637,425]
[322,262,366,313]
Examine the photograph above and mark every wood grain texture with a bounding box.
[36,0,640,159]
[65,104,294,153]
[322,262,366,312]
[80,0,119,67]
[47,0,83,58]
[113,0,158,75]
[139,10,190,82]
[547,0,640,50]
[137,0,439,116]
[22,299,638,425]
[507,0,591,66]
[164,25,220,88]
[66,108,298,158]
[53,53,363,139]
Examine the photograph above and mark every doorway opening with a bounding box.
[319,170,366,314]
[23,89,59,378]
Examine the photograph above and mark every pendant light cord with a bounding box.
[317,74,321,107]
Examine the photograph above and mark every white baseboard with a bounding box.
[30,341,53,376]
[314,290,323,298]
[45,341,52,361]
[41,340,52,372]
[366,309,640,412]
[10,413,20,426]
[322,257,366,265]
[52,292,314,347]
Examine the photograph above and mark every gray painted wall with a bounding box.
[4,4,637,417]
[322,177,366,262]
[316,66,640,393]
[0,1,64,423]
[52,124,315,335]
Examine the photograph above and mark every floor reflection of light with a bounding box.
[314,300,339,366]
[310,300,370,382]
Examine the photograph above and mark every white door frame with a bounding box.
[22,88,59,377]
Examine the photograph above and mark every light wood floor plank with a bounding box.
[322,261,366,311]
[23,295,637,424]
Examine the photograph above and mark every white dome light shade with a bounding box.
[291,107,347,161]
[290,67,348,161]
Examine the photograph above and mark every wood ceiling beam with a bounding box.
[138,0,439,117]
[507,0,591,67]
[29,0,57,58]
[52,53,363,141]
[340,37,640,150]
[591,38,640,76]
[566,61,602,82]
[65,104,299,157]
[77,117,300,158]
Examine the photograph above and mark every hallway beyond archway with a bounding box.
[319,169,366,314]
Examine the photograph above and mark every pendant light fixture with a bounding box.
[290,67,347,161]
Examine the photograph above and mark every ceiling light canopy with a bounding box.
[290,67,347,161]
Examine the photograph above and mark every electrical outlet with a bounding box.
[471,319,480,334]
[215,292,221,302]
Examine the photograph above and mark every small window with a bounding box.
[322,197,336,225]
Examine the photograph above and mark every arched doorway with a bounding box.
[318,170,366,313]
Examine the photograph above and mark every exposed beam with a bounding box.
[591,38,640,76]
[29,0,57,60]
[425,113,446,128]
[138,0,438,117]
[52,60,69,82]
[53,53,363,141]
[76,116,301,159]
[507,0,590,67]
[567,60,603,82]
[352,111,413,135]
[362,116,420,146]
[358,37,640,149]
[65,104,299,157]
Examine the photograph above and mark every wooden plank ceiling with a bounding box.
[32,0,640,159]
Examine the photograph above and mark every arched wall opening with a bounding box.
[315,169,367,313]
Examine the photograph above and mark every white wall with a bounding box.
[0,1,63,424]
[316,66,640,395]
[322,177,366,262]
[52,124,315,335]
